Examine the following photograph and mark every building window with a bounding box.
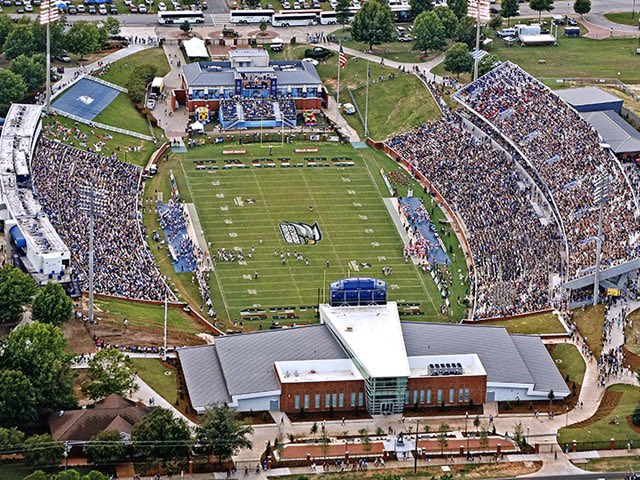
[294,395,301,410]
[326,393,330,408]
[404,390,410,404]
[339,393,344,408]
[459,388,464,403]
[332,393,337,408]
[420,390,425,404]
[464,388,470,402]
[359,392,364,407]
[437,389,443,404]
[427,389,432,404]
[304,394,310,409]
[449,388,455,404]
[315,394,320,409]
[350,392,356,407]
[413,390,419,405]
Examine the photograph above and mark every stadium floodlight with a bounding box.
[592,167,611,306]
[40,0,60,114]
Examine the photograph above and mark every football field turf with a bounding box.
[180,142,456,328]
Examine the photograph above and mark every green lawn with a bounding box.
[604,12,640,26]
[178,142,469,327]
[482,312,566,334]
[548,344,586,386]
[345,74,441,140]
[580,455,640,473]
[573,304,606,358]
[331,27,442,64]
[44,115,158,167]
[130,358,178,405]
[491,34,640,84]
[99,47,170,88]
[558,385,640,447]
[93,93,153,136]
[625,308,640,354]
[95,297,204,335]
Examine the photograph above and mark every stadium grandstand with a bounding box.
[179,49,323,129]
[452,63,640,300]
[0,104,71,285]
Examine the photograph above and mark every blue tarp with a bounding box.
[52,78,120,121]
[398,196,451,265]
[9,225,26,249]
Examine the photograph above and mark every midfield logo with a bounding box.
[279,221,323,245]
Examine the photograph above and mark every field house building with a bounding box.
[178,49,324,128]
[179,284,568,415]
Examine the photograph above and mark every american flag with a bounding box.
[40,0,60,25]
[339,44,348,69]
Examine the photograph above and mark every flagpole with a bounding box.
[364,59,370,138]
[473,0,481,81]
[336,40,342,108]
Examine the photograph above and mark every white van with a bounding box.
[343,103,356,115]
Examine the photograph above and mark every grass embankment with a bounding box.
[95,297,203,335]
[604,12,640,26]
[482,311,566,334]
[130,358,178,405]
[93,93,154,136]
[548,344,586,387]
[558,384,640,448]
[99,47,171,87]
[573,304,606,358]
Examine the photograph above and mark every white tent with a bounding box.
[183,38,209,59]
[190,120,204,132]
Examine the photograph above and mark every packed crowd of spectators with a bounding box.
[220,98,298,123]
[32,138,167,300]
[387,115,562,318]
[158,200,198,272]
[398,201,441,265]
[455,62,640,280]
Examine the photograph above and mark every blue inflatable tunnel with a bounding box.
[9,225,26,249]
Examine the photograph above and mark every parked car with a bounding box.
[68,5,77,13]
[98,4,107,13]
[496,27,516,37]
[77,4,85,11]
[24,3,33,11]
[398,34,412,42]
[88,4,96,13]
[174,3,182,9]
[16,6,24,12]
[138,3,146,11]
[109,5,118,12]
[54,53,71,62]
[2,1,10,7]
[158,1,166,9]
[302,57,319,65]
[128,3,137,11]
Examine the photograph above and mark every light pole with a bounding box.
[592,168,611,306]
[465,411,470,458]
[413,419,419,473]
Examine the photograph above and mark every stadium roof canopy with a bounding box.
[557,87,623,113]
[581,110,640,154]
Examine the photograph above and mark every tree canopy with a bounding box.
[529,0,554,21]
[24,434,65,468]
[65,21,101,60]
[10,54,46,92]
[0,322,76,412]
[478,53,501,76]
[412,10,446,53]
[3,23,36,60]
[0,369,38,427]
[0,426,25,452]
[336,0,351,24]
[448,0,468,18]
[31,282,74,326]
[444,42,473,75]
[82,348,139,400]
[500,0,519,24]
[409,0,433,20]
[0,265,36,323]
[131,408,192,465]
[351,0,396,50]
[434,6,459,38]
[195,404,254,462]
[84,430,127,466]
[454,15,478,49]
[573,0,590,15]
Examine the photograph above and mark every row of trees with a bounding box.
[0,15,120,114]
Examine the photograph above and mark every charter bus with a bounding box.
[319,10,337,24]
[229,9,275,24]
[272,9,319,26]
[389,3,410,21]
[157,10,205,24]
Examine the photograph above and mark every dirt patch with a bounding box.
[626,415,640,434]
[237,411,277,425]
[566,390,623,429]
[403,404,483,417]
[287,409,372,423]
[498,395,579,415]
[623,346,640,372]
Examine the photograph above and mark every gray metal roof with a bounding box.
[581,110,640,154]
[401,322,535,386]
[556,87,623,107]
[214,324,348,396]
[510,335,570,395]
[178,344,230,413]
[183,63,236,88]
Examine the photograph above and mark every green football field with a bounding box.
[179,142,466,328]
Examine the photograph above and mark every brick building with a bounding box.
[179,286,569,416]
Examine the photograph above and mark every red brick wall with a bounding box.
[279,379,366,413]
[406,375,486,407]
